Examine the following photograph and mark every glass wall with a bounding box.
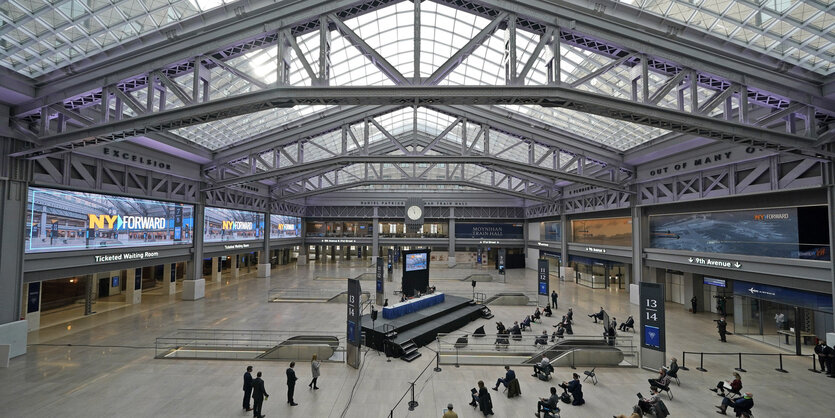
[305,221,374,237]
[570,217,632,246]
[732,281,833,354]
[569,255,629,289]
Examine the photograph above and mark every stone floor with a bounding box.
[2,260,833,418]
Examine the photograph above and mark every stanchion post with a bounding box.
[455,346,460,368]
[570,349,576,370]
[808,354,822,373]
[734,353,747,373]
[680,352,689,371]
[696,352,708,372]
[775,353,788,373]
[407,382,419,410]
[434,350,442,372]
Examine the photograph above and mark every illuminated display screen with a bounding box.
[203,207,264,243]
[405,252,428,272]
[26,187,193,253]
[270,214,302,239]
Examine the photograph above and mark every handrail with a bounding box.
[679,350,819,374]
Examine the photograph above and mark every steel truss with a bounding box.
[7,0,833,163]
[304,205,524,219]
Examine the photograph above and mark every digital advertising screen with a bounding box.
[649,206,829,260]
[571,217,632,246]
[405,252,428,272]
[270,214,302,239]
[26,187,193,253]
[703,277,727,288]
[203,207,264,243]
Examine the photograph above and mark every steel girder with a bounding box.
[13,86,831,160]
[10,0,832,133]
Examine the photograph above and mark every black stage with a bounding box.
[362,294,484,358]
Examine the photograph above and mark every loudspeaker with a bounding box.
[472,280,476,288]
[371,308,378,321]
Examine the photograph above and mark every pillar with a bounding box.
[372,214,380,264]
[109,270,121,295]
[125,268,142,304]
[210,257,221,282]
[163,263,175,295]
[297,221,308,265]
[0,176,25,335]
[231,254,239,279]
[448,208,456,267]
[631,205,643,288]
[315,245,320,260]
[84,273,95,315]
[258,251,270,277]
[183,202,205,300]
[559,213,569,279]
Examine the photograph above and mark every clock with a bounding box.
[407,205,423,221]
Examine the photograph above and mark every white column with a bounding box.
[164,263,177,295]
[448,209,456,267]
[183,202,205,300]
[231,254,239,279]
[125,268,142,305]
[257,250,270,278]
[211,257,221,282]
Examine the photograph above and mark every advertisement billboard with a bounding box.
[203,207,264,243]
[405,252,428,272]
[648,206,829,260]
[269,214,302,239]
[26,187,193,253]
[571,217,632,246]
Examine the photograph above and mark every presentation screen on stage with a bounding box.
[25,187,193,253]
[204,207,264,243]
[405,252,428,272]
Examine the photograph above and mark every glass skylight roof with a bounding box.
[0,0,234,77]
[624,0,835,74]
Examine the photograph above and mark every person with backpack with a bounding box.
[559,373,585,405]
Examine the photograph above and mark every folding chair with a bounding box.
[582,368,598,385]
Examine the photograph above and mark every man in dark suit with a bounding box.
[550,290,558,309]
[251,371,268,418]
[491,365,516,391]
[242,365,254,412]
[716,317,728,342]
[286,361,298,406]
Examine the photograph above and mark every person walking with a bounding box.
[242,365,254,412]
[443,403,458,418]
[716,317,728,342]
[251,371,268,418]
[691,296,697,314]
[550,290,558,309]
[286,361,298,406]
[308,354,321,390]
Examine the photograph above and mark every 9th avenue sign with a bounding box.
[687,256,741,269]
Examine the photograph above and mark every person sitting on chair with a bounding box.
[619,315,635,331]
[511,320,523,334]
[532,357,551,378]
[551,324,565,342]
[563,320,574,335]
[520,316,532,331]
[615,405,644,418]
[716,392,753,416]
[543,305,553,317]
[566,308,574,323]
[588,307,605,323]
[535,330,549,347]
[469,380,494,416]
[400,294,407,303]
[559,373,585,405]
[535,386,560,418]
[638,387,661,414]
[533,307,542,321]
[710,372,741,397]
[648,368,671,391]
[667,357,679,379]
[492,365,516,391]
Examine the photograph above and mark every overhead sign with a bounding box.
[703,277,727,288]
[733,280,832,313]
[585,246,607,254]
[323,239,357,243]
[537,259,549,296]
[94,251,160,263]
[640,282,665,352]
[26,282,40,314]
[687,256,741,269]
[456,223,524,239]
[223,243,251,250]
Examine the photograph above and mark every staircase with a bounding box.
[399,340,422,362]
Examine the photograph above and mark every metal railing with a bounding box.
[387,350,440,417]
[435,332,637,367]
[680,350,819,374]
[267,287,370,302]
[155,329,345,361]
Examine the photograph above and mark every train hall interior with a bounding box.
[1,0,834,417]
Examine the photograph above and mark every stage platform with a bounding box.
[361,294,484,361]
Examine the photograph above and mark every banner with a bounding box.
[26,187,193,253]
[571,217,632,247]
[27,282,40,313]
[537,259,549,296]
[455,223,524,239]
[204,207,264,243]
[733,280,832,313]
[375,257,384,306]
[640,282,665,352]
[269,214,302,239]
